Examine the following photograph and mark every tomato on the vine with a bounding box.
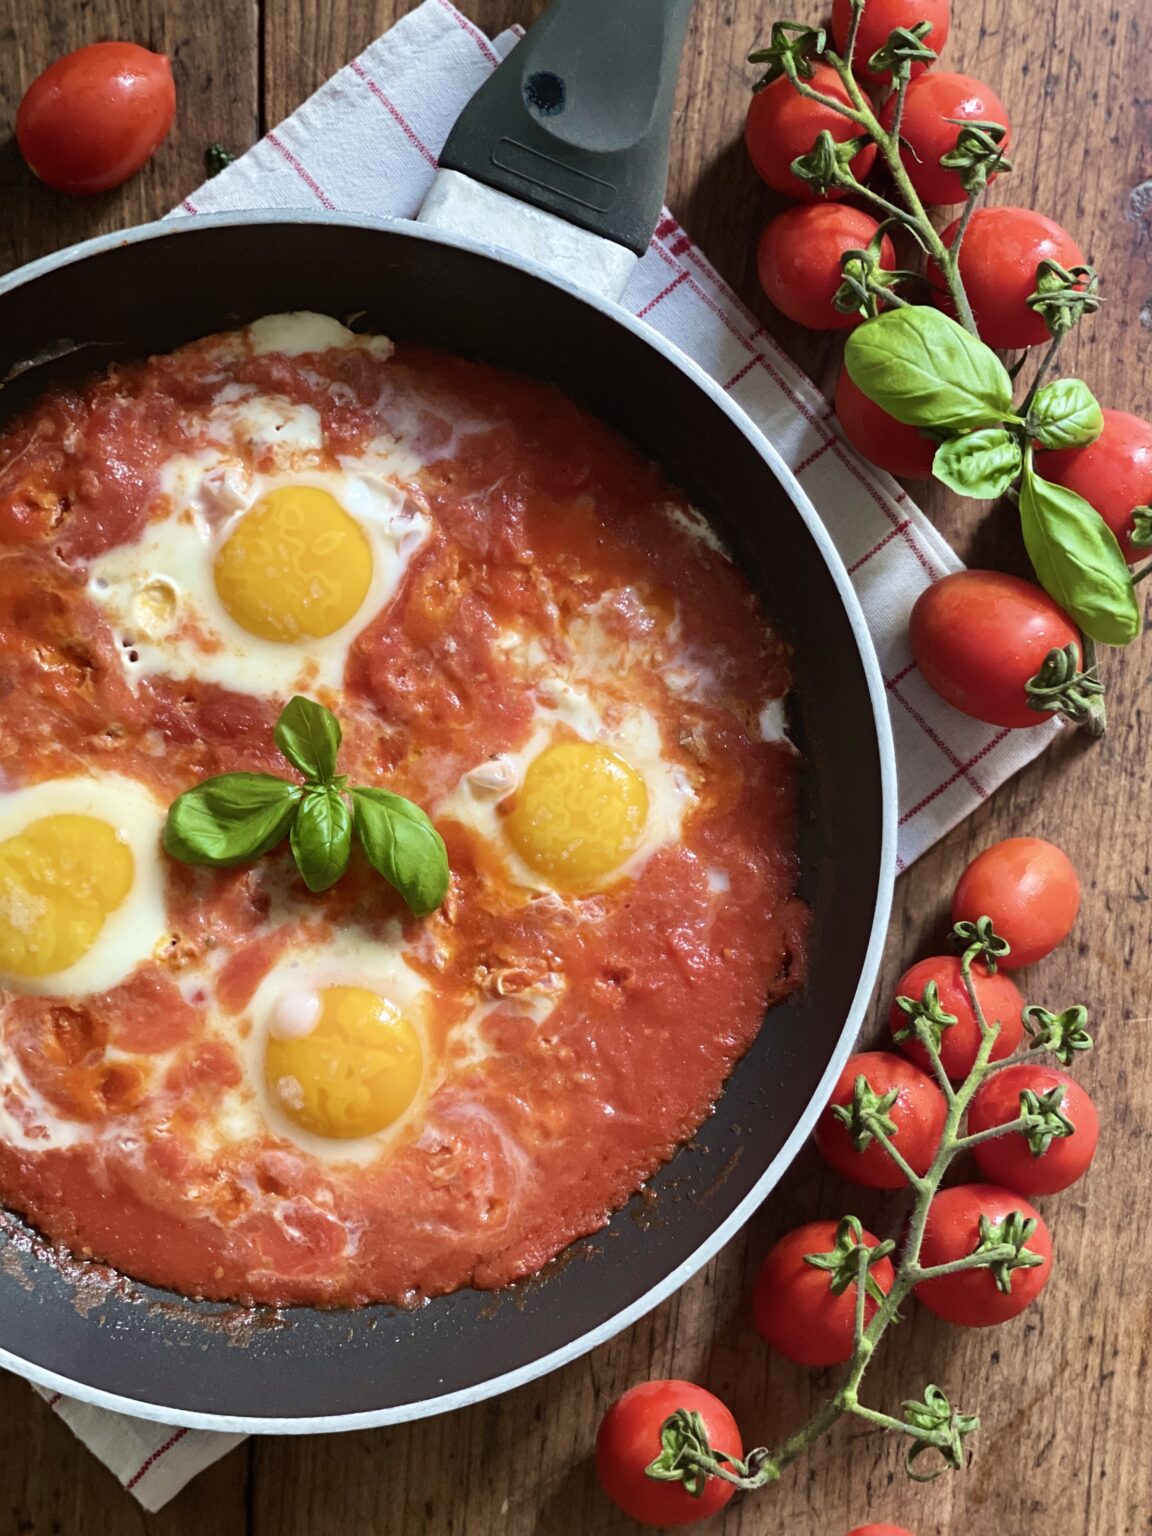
[889,956,1024,1080]
[596,1380,741,1527]
[835,368,937,478]
[880,72,1010,206]
[16,42,176,195]
[1037,408,1152,564]
[814,1051,947,1188]
[745,66,877,202]
[915,1184,1052,1326]
[754,1219,895,1366]
[909,571,1081,729]
[952,837,1080,968]
[757,205,894,330]
[968,1064,1099,1195]
[832,0,950,83]
[929,207,1085,350]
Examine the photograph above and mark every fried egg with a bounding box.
[439,678,696,895]
[209,927,435,1165]
[0,775,170,995]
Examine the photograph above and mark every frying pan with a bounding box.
[0,0,897,1432]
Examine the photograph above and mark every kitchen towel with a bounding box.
[27,0,1059,1509]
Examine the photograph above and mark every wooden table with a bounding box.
[2,1,1150,1531]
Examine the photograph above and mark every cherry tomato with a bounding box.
[1037,408,1152,564]
[814,1051,946,1188]
[834,368,938,478]
[16,42,175,195]
[847,1527,918,1536]
[880,72,1010,206]
[597,1380,741,1527]
[952,837,1080,968]
[832,0,950,84]
[745,67,877,202]
[915,1184,1052,1326]
[889,956,1024,1080]
[758,206,895,331]
[968,1065,1099,1195]
[754,1220,896,1366]
[909,571,1080,729]
[929,207,1085,350]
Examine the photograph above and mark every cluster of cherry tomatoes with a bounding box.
[597,835,1092,1528]
[745,0,1152,733]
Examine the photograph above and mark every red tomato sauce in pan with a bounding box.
[0,318,805,1307]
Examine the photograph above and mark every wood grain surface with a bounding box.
[2,0,1150,1532]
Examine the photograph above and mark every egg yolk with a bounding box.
[265,985,423,1140]
[504,741,649,891]
[213,485,373,643]
[0,815,134,978]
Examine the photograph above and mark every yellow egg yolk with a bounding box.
[0,814,135,978]
[213,485,373,643]
[265,986,423,1140]
[504,741,649,891]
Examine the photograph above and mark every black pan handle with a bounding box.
[437,0,696,257]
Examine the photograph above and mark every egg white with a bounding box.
[0,774,171,997]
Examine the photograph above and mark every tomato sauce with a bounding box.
[0,325,806,1306]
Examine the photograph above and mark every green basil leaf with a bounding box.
[844,307,1015,431]
[351,787,449,917]
[275,695,341,782]
[1027,378,1104,450]
[932,428,1023,499]
[290,785,352,892]
[164,773,301,867]
[1019,463,1141,646]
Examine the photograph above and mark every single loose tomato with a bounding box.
[754,1219,896,1366]
[952,837,1080,968]
[1037,408,1152,563]
[745,67,877,202]
[881,72,1010,206]
[832,0,950,84]
[909,571,1081,729]
[597,1380,741,1527]
[929,207,1085,350]
[915,1184,1052,1326]
[757,206,895,330]
[889,956,1024,1080]
[814,1051,947,1188]
[16,42,175,195]
[834,368,937,478]
[968,1065,1099,1195]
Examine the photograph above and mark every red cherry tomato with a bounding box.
[757,206,895,330]
[754,1220,896,1366]
[16,42,176,195]
[915,1184,1052,1326]
[968,1065,1099,1195]
[880,72,1010,206]
[1036,408,1152,564]
[952,837,1080,968]
[909,571,1081,729]
[889,956,1024,1080]
[814,1051,947,1188]
[832,0,950,84]
[834,368,938,478]
[847,1527,918,1536]
[745,67,877,202]
[928,207,1085,350]
[597,1380,741,1527]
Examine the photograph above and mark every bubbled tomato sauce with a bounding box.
[0,328,806,1307]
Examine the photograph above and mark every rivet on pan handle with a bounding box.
[438,0,696,258]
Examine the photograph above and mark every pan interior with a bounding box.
[0,217,892,1428]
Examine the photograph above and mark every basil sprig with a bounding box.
[843,306,1141,650]
[163,696,449,914]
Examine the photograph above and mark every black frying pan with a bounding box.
[0,0,896,1433]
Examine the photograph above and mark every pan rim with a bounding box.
[0,210,898,1432]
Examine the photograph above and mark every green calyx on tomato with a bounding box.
[1027,258,1101,339]
[832,1074,900,1152]
[1015,1085,1076,1157]
[938,116,1012,195]
[892,980,959,1054]
[971,1210,1046,1295]
[949,915,1011,973]
[1023,1004,1093,1066]
[747,20,827,88]
[866,22,937,83]
[803,1215,897,1303]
